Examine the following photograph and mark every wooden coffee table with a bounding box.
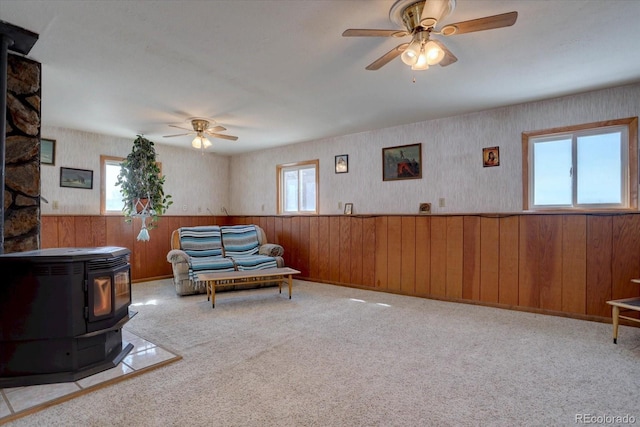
[196,267,300,308]
[607,297,640,344]
[607,278,640,344]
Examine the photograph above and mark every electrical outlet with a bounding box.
[182,204,188,212]
[439,198,446,208]
[52,200,59,210]
[338,201,342,210]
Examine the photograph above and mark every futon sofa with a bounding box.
[166,224,285,296]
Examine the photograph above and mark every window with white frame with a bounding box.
[100,155,125,215]
[277,160,319,214]
[522,117,638,210]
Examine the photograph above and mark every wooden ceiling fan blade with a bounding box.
[430,39,458,67]
[343,29,408,38]
[168,124,194,131]
[209,133,238,141]
[365,43,408,71]
[420,0,453,28]
[444,11,517,35]
[163,132,193,138]
[207,125,226,132]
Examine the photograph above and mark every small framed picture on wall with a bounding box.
[335,154,348,173]
[60,167,94,189]
[483,146,500,167]
[41,138,56,165]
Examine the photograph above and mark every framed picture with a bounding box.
[344,203,353,215]
[382,143,422,181]
[60,167,93,189]
[41,138,56,165]
[483,146,500,167]
[419,203,431,214]
[335,154,348,173]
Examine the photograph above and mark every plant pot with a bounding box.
[134,198,149,214]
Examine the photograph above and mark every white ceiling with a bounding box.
[2,0,640,155]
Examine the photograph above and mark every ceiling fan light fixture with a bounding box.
[401,49,418,66]
[400,38,421,65]
[192,135,211,149]
[411,51,430,70]
[424,40,445,65]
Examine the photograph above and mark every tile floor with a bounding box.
[0,329,180,423]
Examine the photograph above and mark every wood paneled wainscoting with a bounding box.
[227,213,640,321]
[40,215,230,282]
[41,213,640,321]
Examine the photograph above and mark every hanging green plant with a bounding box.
[116,135,172,241]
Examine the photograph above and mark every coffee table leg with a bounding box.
[288,274,292,299]
[211,280,216,309]
[612,305,619,344]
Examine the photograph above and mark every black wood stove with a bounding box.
[0,247,135,388]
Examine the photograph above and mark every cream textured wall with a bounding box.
[39,83,639,216]
[230,83,640,215]
[40,127,230,215]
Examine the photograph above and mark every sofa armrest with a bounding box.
[259,243,284,257]
[167,249,190,264]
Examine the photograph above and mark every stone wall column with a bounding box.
[4,53,41,253]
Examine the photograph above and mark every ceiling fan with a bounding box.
[342,0,517,71]
[163,117,238,150]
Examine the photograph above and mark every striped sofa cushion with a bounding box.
[220,225,260,257]
[179,226,223,258]
[231,255,278,271]
[189,256,236,280]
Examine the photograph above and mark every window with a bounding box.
[101,155,163,215]
[277,160,319,214]
[100,155,125,215]
[522,117,637,210]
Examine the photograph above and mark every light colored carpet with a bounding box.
[5,278,640,426]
